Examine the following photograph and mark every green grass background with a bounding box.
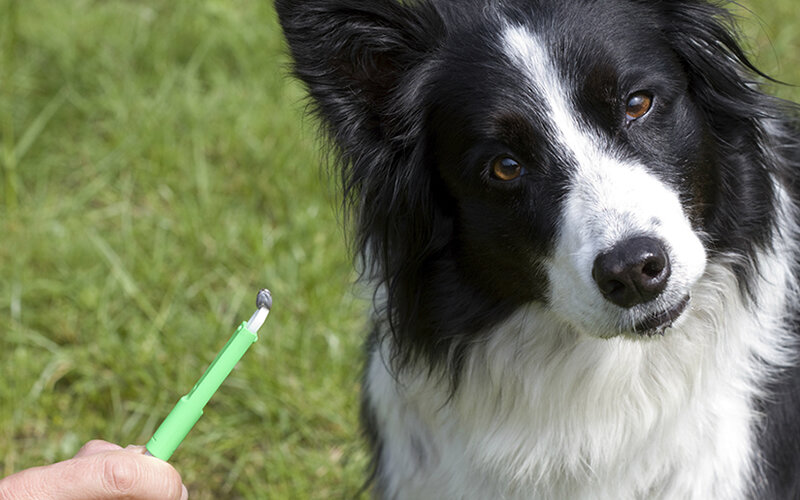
[0,1,797,498]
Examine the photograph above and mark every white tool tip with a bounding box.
[247,288,272,332]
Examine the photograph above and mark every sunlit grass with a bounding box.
[0,1,367,498]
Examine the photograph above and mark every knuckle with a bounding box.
[98,453,185,499]
[102,454,139,495]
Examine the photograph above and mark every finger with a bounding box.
[124,444,148,455]
[73,440,123,458]
[0,450,186,500]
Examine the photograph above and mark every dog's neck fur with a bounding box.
[366,234,795,499]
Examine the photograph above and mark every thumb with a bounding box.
[72,439,124,458]
[0,449,188,500]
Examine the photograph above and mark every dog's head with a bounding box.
[277,0,782,365]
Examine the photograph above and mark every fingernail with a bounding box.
[181,484,189,500]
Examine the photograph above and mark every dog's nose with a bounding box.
[592,236,671,308]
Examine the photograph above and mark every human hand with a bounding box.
[0,440,188,500]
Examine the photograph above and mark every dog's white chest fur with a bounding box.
[366,259,792,500]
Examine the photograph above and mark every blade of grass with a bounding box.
[88,229,159,324]
[13,87,68,163]
[1,0,20,212]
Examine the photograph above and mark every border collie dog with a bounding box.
[276,0,800,497]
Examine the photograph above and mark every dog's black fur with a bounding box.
[276,0,800,497]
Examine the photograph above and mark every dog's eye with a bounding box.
[625,92,653,121]
[491,156,523,181]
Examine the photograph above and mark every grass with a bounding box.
[0,1,798,498]
[0,1,367,498]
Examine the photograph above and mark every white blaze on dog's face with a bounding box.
[502,25,707,338]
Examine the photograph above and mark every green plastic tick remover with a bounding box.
[145,289,272,461]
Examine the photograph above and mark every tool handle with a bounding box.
[145,322,258,460]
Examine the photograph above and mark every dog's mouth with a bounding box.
[631,295,690,336]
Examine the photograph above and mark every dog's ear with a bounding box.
[276,0,451,349]
[654,1,768,113]
[275,0,444,150]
